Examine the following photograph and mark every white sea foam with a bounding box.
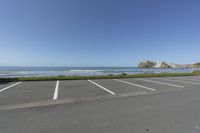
[69,70,104,72]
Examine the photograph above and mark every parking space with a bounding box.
[152,77,200,90]
[0,82,17,91]
[120,78,185,92]
[90,79,151,94]
[0,76,200,106]
[181,76,200,79]
[0,81,55,105]
[168,76,200,83]
[59,80,108,99]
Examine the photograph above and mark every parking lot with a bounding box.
[0,76,200,107]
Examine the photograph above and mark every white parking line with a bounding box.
[135,78,184,88]
[157,78,200,86]
[0,82,22,92]
[113,79,156,91]
[53,81,60,100]
[88,80,116,95]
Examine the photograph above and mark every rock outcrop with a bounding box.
[193,62,200,68]
[138,60,172,68]
[159,62,172,68]
[138,60,200,68]
[138,61,156,68]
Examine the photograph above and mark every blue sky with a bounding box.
[0,0,200,67]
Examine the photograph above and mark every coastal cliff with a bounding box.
[138,60,200,68]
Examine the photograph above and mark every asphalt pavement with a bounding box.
[0,76,200,133]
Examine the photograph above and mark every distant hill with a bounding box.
[138,60,200,68]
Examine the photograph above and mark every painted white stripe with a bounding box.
[0,82,22,92]
[135,78,184,88]
[157,78,200,86]
[53,81,59,100]
[88,80,116,95]
[113,79,156,91]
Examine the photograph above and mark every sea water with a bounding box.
[0,67,200,78]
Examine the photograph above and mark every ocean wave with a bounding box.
[0,67,200,78]
[68,70,104,72]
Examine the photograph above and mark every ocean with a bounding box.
[0,67,200,78]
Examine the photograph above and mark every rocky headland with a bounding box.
[138,60,200,68]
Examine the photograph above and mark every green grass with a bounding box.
[0,71,200,82]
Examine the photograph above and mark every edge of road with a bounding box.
[0,72,199,82]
